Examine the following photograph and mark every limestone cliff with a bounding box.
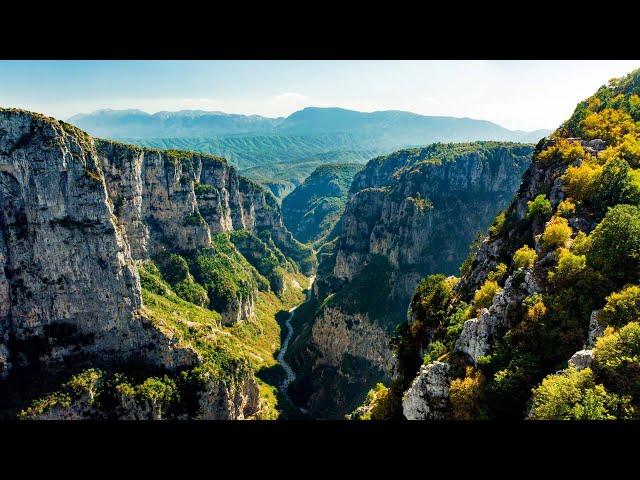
[398,68,640,420]
[288,142,533,418]
[0,108,311,419]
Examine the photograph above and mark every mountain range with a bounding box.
[69,107,550,144]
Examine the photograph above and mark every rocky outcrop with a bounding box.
[27,371,259,420]
[0,109,196,376]
[310,307,396,373]
[455,269,539,363]
[0,108,306,419]
[402,361,451,420]
[292,143,532,418]
[568,349,594,370]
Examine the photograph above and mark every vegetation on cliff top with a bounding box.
[282,163,363,246]
[373,67,640,421]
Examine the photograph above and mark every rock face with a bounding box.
[290,143,533,418]
[281,163,362,245]
[402,362,451,420]
[0,110,194,375]
[0,108,307,419]
[568,350,594,370]
[455,269,539,363]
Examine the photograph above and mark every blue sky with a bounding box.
[1,60,638,131]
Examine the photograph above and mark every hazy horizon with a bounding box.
[1,60,639,131]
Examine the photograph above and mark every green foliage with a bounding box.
[557,199,576,218]
[460,232,483,277]
[586,204,640,287]
[281,163,363,244]
[529,367,632,420]
[158,253,189,285]
[423,340,447,364]
[593,323,640,400]
[190,235,260,313]
[391,274,459,388]
[513,245,537,270]
[174,276,209,307]
[526,194,552,221]
[541,216,572,251]
[194,182,215,195]
[348,383,402,420]
[487,263,508,284]
[138,261,173,296]
[184,211,206,226]
[591,158,640,215]
[472,279,501,312]
[450,367,485,420]
[536,138,586,165]
[325,255,396,321]
[488,211,506,237]
[229,229,293,293]
[599,285,640,329]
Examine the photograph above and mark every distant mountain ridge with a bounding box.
[69,107,550,143]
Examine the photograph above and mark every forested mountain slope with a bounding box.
[281,163,363,246]
[284,142,533,418]
[355,67,640,421]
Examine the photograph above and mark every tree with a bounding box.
[529,367,631,420]
[449,367,485,420]
[472,279,501,312]
[593,322,640,400]
[541,216,572,251]
[526,194,552,221]
[587,204,640,286]
[599,285,640,328]
[513,245,537,269]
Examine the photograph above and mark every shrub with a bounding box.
[541,216,572,251]
[423,340,447,364]
[593,322,640,400]
[599,285,640,329]
[537,138,586,165]
[587,204,640,286]
[548,248,587,285]
[591,158,640,213]
[472,279,501,312]
[487,263,507,283]
[526,194,552,221]
[449,367,485,420]
[563,161,601,202]
[174,276,209,307]
[525,295,548,324]
[513,245,537,269]
[580,108,637,144]
[557,199,576,217]
[159,253,190,285]
[529,367,632,420]
[488,211,506,237]
[410,274,456,333]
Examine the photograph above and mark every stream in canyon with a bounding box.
[277,275,315,407]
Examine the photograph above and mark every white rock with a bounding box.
[402,362,450,420]
[568,349,594,370]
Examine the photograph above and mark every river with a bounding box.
[276,275,315,404]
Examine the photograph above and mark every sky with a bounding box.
[1,60,639,131]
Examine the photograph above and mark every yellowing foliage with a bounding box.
[580,108,637,144]
[541,216,572,251]
[449,367,485,420]
[563,161,602,201]
[472,279,501,312]
[537,138,586,165]
[513,245,537,270]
